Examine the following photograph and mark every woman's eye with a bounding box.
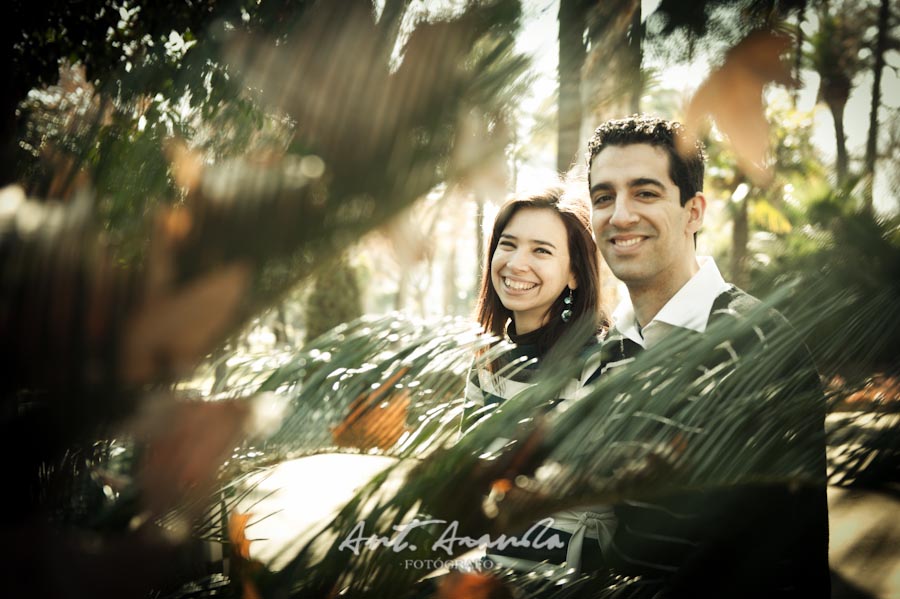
[535,247,551,255]
[498,241,515,249]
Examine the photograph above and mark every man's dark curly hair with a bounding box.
[586,115,707,207]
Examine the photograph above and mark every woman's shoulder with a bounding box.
[578,326,607,352]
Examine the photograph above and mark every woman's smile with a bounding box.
[502,277,538,292]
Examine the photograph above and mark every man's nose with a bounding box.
[609,197,639,227]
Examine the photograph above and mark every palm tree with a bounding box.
[707,99,826,288]
[863,0,896,211]
[805,1,869,185]
[557,0,591,171]
[580,0,645,133]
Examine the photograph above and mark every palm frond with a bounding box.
[197,265,898,597]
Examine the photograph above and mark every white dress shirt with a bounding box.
[612,256,732,349]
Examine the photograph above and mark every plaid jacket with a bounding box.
[588,286,831,598]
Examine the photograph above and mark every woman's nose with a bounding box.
[506,249,528,271]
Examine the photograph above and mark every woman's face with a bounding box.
[491,207,577,334]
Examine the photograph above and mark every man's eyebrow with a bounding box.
[631,177,665,188]
[589,178,665,194]
[499,233,556,249]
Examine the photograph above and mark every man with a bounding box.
[585,115,830,597]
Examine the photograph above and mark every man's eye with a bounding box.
[592,195,613,205]
[636,190,660,199]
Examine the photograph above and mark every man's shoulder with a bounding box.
[709,285,792,330]
[711,285,761,316]
[709,286,819,378]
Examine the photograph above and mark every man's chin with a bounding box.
[606,264,650,287]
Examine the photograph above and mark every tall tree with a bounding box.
[863,0,895,211]
[703,95,824,287]
[305,256,363,343]
[627,3,644,114]
[553,0,648,184]
[581,0,643,129]
[557,0,591,172]
[793,2,807,108]
[806,1,868,185]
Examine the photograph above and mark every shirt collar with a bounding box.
[612,256,732,347]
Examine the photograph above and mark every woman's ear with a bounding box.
[568,273,578,290]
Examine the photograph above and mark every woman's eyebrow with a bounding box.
[500,233,556,249]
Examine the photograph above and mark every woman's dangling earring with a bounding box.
[561,287,574,322]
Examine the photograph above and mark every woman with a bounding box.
[465,185,613,575]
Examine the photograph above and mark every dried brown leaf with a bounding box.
[124,262,250,382]
[138,399,250,517]
[684,30,795,186]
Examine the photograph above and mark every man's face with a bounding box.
[589,143,704,293]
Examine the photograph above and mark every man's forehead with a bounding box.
[593,142,670,164]
[590,143,673,182]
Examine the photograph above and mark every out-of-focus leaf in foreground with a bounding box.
[683,29,796,185]
[1,1,528,596]
[203,223,899,596]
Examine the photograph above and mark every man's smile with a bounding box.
[608,234,651,251]
[612,236,645,247]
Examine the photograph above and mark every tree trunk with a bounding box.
[627,3,643,114]
[394,269,407,311]
[443,241,458,315]
[829,98,850,185]
[510,123,519,191]
[0,84,23,188]
[793,3,806,108]
[306,257,363,342]
[557,0,588,172]
[731,187,750,289]
[474,193,485,294]
[274,302,288,344]
[863,0,890,212]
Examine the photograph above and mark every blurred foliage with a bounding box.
[2,0,531,596]
[644,0,804,61]
[304,256,364,344]
[7,0,297,186]
[748,184,900,377]
[703,93,830,285]
[166,272,898,597]
[13,0,295,263]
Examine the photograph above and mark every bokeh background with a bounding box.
[4,0,899,597]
